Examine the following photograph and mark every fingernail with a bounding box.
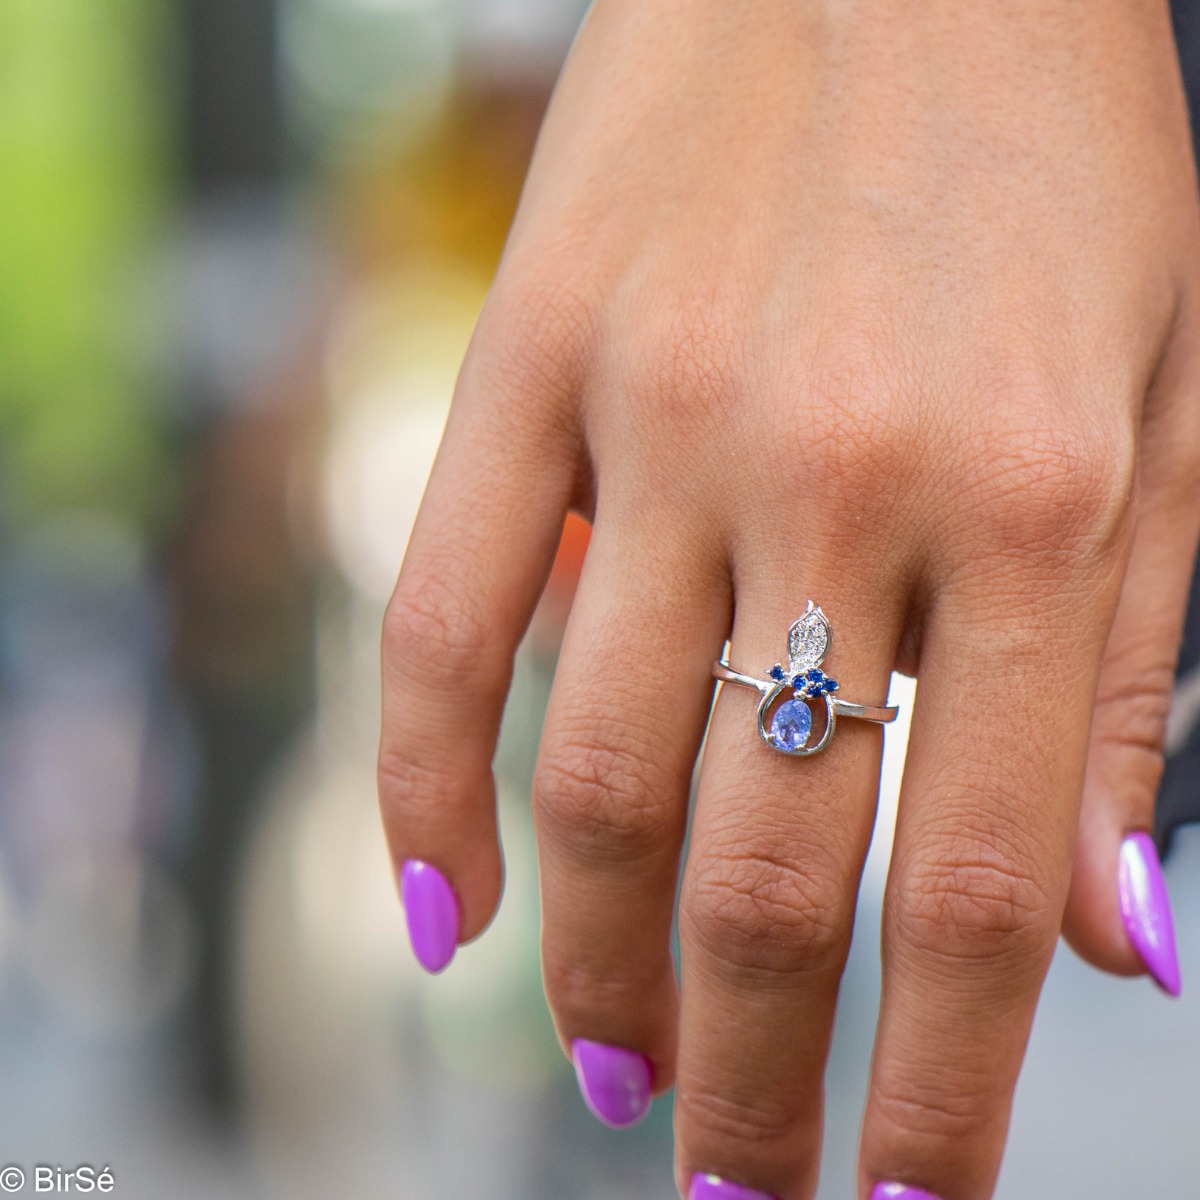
[570,1039,653,1127]
[687,1174,778,1200]
[871,1184,945,1200]
[400,860,459,973]
[1118,831,1182,997]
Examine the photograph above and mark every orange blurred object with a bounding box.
[530,511,590,654]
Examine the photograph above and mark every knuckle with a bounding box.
[377,738,462,816]
[379,570,499,821]
[765,356,915,492]
[626,304,743,437]
[964,417,1135,562]
[1094,657,1176,770]
[748,349,926,535]
[894,848,1055,968]
[683,844,849,980]
[541,947,665,1020]
[533,734,682,865]
[477,275,596,403]
[383,567,498,689]
[871,1067,991,1144]
[677,1080,799,1150]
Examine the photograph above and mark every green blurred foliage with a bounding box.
[0,0,176,532]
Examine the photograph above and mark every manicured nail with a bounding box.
[871,1184,945,1200]
[400,860,459,973]
[687,1174,778,1200]
[570,1039,653,1127]
[1118,831,1181,997]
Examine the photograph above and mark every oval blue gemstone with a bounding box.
[769,698,812,751]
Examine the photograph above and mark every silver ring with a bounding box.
[712,600,899,756]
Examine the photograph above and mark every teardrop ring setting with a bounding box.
[712,601,899,757]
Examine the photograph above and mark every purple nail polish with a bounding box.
[1118,831,1181,997]
[871,1184,945,1200]
[571,1039,653,1127]
[687,1174,778,1200]
[400,860,459,973]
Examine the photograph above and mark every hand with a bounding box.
[378,1,1200,1196]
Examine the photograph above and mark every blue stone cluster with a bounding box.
[768,663,839,699]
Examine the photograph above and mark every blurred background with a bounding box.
[1,2,1199,1197]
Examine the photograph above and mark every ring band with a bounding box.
[711,601,899,757]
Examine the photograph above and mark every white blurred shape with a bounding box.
[1166,662,1200,754]
[279,0,456,153]
[861,671,917,896]
[459,0,588,79]
[324,390,450,601]
[321,265,485,601]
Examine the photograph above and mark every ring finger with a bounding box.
[675,566,902,1200]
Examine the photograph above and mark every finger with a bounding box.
[860,572,1117,1200]
[533,512,729,1126]
[379,333,580,973]
[674,580,900,1200]
[1063,358,1200,992]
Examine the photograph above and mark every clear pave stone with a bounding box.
[769,699,811,751]
[787,605,831,674]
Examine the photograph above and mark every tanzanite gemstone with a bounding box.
[769,699,812,751]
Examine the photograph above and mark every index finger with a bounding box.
[378,337,580,969]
